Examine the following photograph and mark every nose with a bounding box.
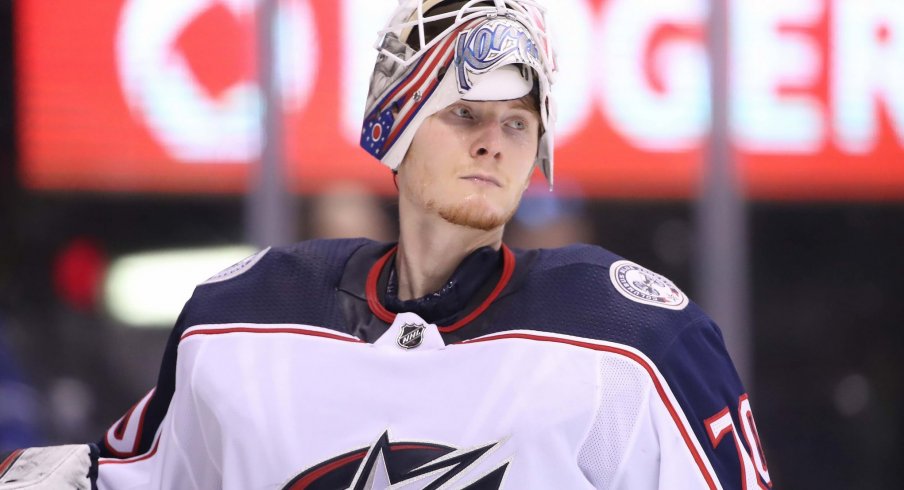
[469,123,504,161]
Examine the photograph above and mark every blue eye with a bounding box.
[507,119,527,130]
[452,106,473,118]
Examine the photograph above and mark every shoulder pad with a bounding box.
[531,243,622,271]
[201,247,271,285]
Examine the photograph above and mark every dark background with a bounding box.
[1,2,902,488]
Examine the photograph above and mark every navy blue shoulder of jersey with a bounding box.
[497,244,768,488]
[177,238,375,336]
[99,240,769,489]
[496,243,710,362]
[96,238,376,459]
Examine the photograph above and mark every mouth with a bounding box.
[460,174,502,187]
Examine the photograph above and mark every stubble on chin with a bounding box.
[426,197,516,232]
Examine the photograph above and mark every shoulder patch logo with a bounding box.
[202,247,271,285]
[609,260,688,311]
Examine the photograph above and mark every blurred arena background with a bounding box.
[1,1,902,488]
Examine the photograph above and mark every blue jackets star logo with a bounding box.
[281,431,509,489]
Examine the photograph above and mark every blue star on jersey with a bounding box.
[361,107,396,158]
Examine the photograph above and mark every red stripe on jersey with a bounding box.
[104,388,155,458]
[180,327,364,343]
[461,332,719,490]
[112,403,137,441]
[288,450,367,489]
[99,437,161,466]
[365,245,515,332]
[439,245,515,333]
[0,449,23,479]
[366,245,397,324]
[390,444,445,452]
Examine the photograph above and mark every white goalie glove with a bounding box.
[0,445,98,490]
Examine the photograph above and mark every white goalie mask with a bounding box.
[361,0,558,186]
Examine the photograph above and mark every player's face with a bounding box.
[397,98,540,231]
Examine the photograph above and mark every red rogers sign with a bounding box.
[15,0,904,199]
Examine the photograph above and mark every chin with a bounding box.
[434,196,514,231]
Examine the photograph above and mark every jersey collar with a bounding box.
[365,244,516,333]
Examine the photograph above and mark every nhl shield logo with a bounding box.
[397,323,426,349]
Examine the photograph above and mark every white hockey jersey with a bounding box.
[96,239,772,489]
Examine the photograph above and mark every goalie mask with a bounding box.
[361,0,558,186]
